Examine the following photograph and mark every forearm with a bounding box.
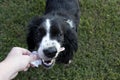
[0,60,18,80]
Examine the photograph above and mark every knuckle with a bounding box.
[12,47,20,50]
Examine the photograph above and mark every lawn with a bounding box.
[0,0,120,80]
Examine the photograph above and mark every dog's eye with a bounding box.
[38,27,46,36]
[38,27,46,35]
[58,33,63,37]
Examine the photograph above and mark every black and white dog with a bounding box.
[27,0,80,68]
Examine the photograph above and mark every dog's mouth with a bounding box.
[39,47,65,68]
[42,59,55,68]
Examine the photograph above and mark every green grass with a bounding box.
[0,0,120,80]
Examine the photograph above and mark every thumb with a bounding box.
[29,54,37,62]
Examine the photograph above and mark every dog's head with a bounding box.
[37,18,65,68]
[27,16,70,68]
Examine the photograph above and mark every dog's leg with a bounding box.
[56,50,74,65]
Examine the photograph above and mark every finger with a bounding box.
[29,54,37,62]
[23,68,28,71]
[21,49,31,55]
[23,51,31,56]
[27,64,30,68]
[23,64,30,71]
[23,54,37,63]
[12,47,31,55]
[10,72,18,79]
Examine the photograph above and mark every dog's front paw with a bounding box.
[64,60,72,67]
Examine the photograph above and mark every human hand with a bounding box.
[2,47,37,79]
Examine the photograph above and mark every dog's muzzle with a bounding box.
[36,47,65,68]
[42,47,57,68]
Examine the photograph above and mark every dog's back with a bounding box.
[45,0,80,26]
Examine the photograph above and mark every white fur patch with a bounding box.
[45,19,51,32]
[37,19,61,60]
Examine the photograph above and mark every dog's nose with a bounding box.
[43,47,57,58]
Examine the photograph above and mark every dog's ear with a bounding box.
[27,16,42,51]
[64,25,78,52]
[60,21,78,52]
[57,23,78,64]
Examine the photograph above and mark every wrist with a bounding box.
[0,60,18,80]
